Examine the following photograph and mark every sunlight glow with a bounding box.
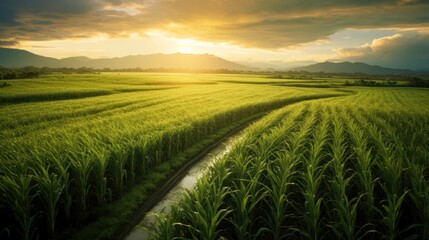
[17,28,416,69]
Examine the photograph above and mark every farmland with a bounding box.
[0,72,347,239]
[152,87,429,239]
[0,72,427,240]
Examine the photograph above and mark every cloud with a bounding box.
[0,39,19,47]
[0,0,152,45]
[335,31,429,69]
[145,0,429,48]
[1,0,429,49]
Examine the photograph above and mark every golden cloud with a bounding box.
[1,0,429,49]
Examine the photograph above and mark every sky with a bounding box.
[1,0,429,69]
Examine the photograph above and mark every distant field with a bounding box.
[1,72,397,103]
[0,73,427,240]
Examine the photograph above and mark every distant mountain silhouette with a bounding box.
[415,68,429,74]
[0,48,59,67]
[0,48,252,70]
[291,61,413,75]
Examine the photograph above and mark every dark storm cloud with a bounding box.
[1,0,429,49]
[336,31,429,69]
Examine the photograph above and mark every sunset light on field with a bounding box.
[1,1,429,240]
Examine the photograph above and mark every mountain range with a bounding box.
[0,48,252,71]
[290,61,414,75]
[0,48,422,75]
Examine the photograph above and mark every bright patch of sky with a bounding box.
[22,29,402,67]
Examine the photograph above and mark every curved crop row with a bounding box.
[153,88,429,240]
[0,75,345,240]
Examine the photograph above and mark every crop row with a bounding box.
[0,80,345,239]
[153,88,429,240]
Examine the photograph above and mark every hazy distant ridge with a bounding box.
[0,48,420,74]
[0,48,252,70]
[291,61,413,75]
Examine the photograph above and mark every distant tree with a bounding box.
[407,77,429,87]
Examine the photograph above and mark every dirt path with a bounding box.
[125,133,242,240]
[114,119,253,240]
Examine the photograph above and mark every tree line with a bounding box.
[0,66,98,79]
[0,66,42,79]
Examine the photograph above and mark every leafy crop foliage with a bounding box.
[0,73,346,239]
[153,88,429,240]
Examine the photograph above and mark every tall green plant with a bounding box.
[0,172,37,240]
